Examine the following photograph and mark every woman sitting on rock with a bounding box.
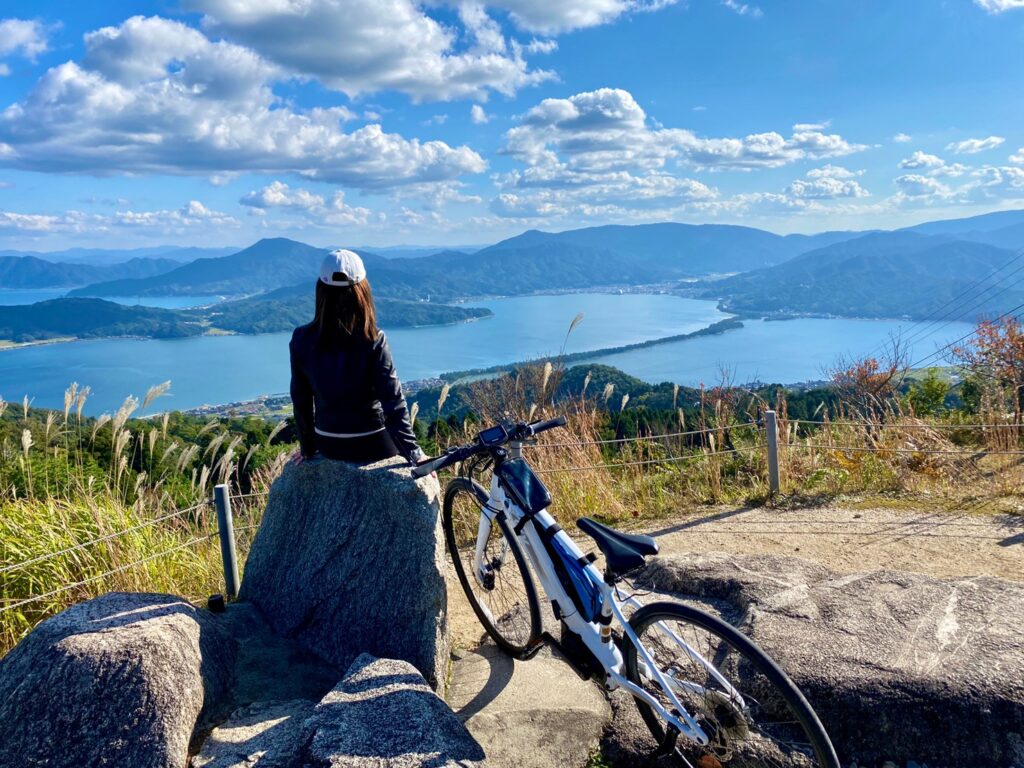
[289,249,427,466]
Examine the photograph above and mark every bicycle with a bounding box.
[413,417,840,768]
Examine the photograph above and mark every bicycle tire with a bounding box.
[442,477,542,659]
[624,601,840,767]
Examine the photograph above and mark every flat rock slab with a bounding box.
[0,592,237,768]
[304,654,487,767]
[194,700,316,768]
[447,644,612,768]
[630,553,1024,768]
[239,458,449,687]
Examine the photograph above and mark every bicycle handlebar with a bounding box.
[410,416,566,479]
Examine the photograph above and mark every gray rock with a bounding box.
[217,602,341,709]
[629,553,1024,768]
[194,700,316,768]
[304,653,487,767]
[447,643,611,768]
[239,458,449,688]
[0,592,237,768]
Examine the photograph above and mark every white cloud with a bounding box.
[892,133,912,143]
[0,16,486,189]
[471,104,491,124]
[503,89,866,176]
[486,0,675,34]
[0,19,51,60]
[973,0,1024,12]
[805,164,860,179]
[188,0,554,101]
[491,88,868,220]
[721,0,763,16]
[899,150,945,169]
[0,200,238,235]
[1010,148,1024,165]
[240,180,375,226]
[524,38,558,54]
[0,63,8,77]
[946,135,1005,154]
[960,165,1024,202]
[786,165,868,199]
[893,174,953,199]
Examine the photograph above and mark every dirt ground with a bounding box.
[446,500,1024,649]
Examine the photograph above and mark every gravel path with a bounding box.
[446,502,1024,649]
[630,503,1024,582]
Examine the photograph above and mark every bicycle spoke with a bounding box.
[448,486,536,649]
[632,614,829,767]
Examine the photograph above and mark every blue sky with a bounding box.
[0,0,1022,250]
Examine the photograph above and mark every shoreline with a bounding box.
[439,316,745,381]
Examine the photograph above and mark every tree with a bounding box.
[951,317,1024,422]
[905,368,949,416]
[827,335,908,418]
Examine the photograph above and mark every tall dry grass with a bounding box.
[0,383,289,655]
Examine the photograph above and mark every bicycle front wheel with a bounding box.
[443,477,541,658]
[624,601,839,768]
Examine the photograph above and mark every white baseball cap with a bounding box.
[319,249,366,287]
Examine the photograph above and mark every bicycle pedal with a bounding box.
[652,724,680,758]
[540,630,598,680]
[523,637,546,660]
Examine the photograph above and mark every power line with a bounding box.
[907,299,1024,370]
[863,245,1024,361]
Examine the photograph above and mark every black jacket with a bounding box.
[289,323,422,461]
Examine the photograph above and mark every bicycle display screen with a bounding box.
[478,424,508,446]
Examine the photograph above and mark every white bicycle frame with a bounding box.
[466,442,748,748]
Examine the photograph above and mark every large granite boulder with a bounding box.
[304,654,486,767]
[239,458,449,688]
[0,592,237,768]
[622,553,1024,768]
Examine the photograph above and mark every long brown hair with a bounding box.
[314,277,378,345]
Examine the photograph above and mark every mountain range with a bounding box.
[708,232,1024,319]
[2,209,1024,343]
[0,255,184,289]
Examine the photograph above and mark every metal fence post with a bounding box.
[765,410,781,496]
[213,484,240,599]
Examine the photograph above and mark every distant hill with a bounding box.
[481,223,849,276]
[0,245,237,267]
[201,282,492,334]
[0,299,204,343]
[901,209,1024,236]
[348,244,485,259]
[0,255,183,289]
[68,239,365,297]
[68,225,868,302]
[708,232,1024,319]
[60,209,1024,314]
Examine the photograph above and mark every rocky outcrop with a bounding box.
[447,644,612,768]
[305,654,486,768]
[0,592,237,768]
[239,458,449,688]
[195,653,485,768]
[193,699,317,768]
[621,553,1024,768]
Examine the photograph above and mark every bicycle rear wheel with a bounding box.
[443,477,541,658]
[624,601,839,768]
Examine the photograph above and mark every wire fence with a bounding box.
[535,446,762,474]
[0,489,267,619]
[0,532,218,614]
[0,500,211,578]
[2,413,1021,624]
